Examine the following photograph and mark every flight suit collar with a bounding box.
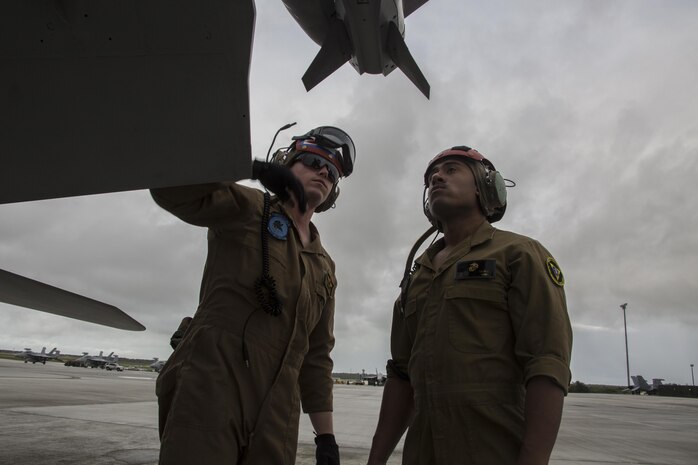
[273,196,327,256]
[415,221,496,273]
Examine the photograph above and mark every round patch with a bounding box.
[546,257,565,287]
[268,213,290,240]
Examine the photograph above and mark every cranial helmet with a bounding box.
[423,146,507,225]
[270,126,356,212]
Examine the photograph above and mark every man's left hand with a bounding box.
[315,434,340,465]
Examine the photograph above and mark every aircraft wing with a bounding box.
[0,0,255,205]
[0,269,145,331]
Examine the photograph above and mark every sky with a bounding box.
[2,0,697,386]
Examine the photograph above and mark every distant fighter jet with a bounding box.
[283,0,431,98]
[16,347,61,365]
[627,375,664,395]
[85,351,119,369]
[150,358,166,373]
[64,352,91,367]
[361,369,387,386]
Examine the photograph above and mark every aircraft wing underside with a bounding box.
[0,0,255,205]
[0,269,145,331]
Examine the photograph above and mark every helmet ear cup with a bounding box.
[478,166,507,223]
[484,169,507,209]
[422,186,443,231]
[270,148,290,165]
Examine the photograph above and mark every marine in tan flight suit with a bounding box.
[368,146,572,465]
[153,126,356,465]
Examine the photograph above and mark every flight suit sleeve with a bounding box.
[150,182,254,228]
[299,281,336,414]
[508,240,573,393]
[387,297,411,381]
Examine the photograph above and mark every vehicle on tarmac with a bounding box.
[104,362,124,372]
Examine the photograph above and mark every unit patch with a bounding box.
[268,212,290,240]
[546,257,565,287]
[455,259,496,279]
[324,272,335,292]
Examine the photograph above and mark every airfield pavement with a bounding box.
[0,358,697,465]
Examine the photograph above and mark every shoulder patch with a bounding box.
[324,271,335,293]
[268,212,290,240]
[546,257,565,287]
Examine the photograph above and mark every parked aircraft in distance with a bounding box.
[360,369,387,386]
[16,347,60,364]
[150,358,166,373]
[626,375,664,395]
[64,352,91,367]
[85,351,119,369]
[283,0,431,97]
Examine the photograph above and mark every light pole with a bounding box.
[620,303,630,388]
[691,364,695,386]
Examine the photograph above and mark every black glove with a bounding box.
[251,160,307,213]
[315,434,340,465]
[169,317,192,350]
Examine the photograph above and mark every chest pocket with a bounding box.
[306,270,335,330]
[403,298,422,345]
[444,284,510,354]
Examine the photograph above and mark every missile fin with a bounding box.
[386,21,430,98]
[302,18,353,91]
[403,0,430,18]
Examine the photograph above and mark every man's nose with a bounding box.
[430,170,444,185]
[317,165,330,177]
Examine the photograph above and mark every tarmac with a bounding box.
[1,358,697,465]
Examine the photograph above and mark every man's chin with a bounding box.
[306,191,329,211]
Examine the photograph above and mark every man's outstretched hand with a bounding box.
[252,160,307,213]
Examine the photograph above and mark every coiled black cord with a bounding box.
[255,192,283,316]
[244,192,283,367]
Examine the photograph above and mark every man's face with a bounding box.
[426,159,480,219]
[290,159,333,211]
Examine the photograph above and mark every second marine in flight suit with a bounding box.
[389,221,572,465]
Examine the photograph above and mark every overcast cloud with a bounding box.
[2,0,697,386]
